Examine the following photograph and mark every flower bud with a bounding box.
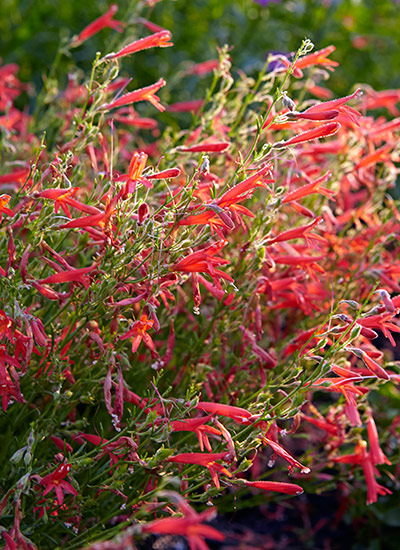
[138,202,150,224]
[281,91,296,111]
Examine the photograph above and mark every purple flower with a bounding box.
[253,0,281,5]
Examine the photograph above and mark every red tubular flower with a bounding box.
[147,168,181,179]
[73,4,123,45]
[2,531,17,550]
[169,240,233,301]
[0,168,30,187]
[243,480,304,495]
[358,350,390,381]
[265,217,326,247]
[216,162,274,205]
[138,202,150,224]
[347,346,390,380]
[333,441,392,505]
[120,314,155,353]
[0,310,13,341]
[78,433,141,471]
[367,411,391,466]
[39,463,77,506]
[277,46,338,79]
[274,122,341,147]
[0,194,14,219]
[293,45,338,77]
[354,144,392,170]
[117,151,150,196]
[31,281,71,301]
[186,59,219,76]
[128,152,148,180]
[59,195,118,238]
[301,413,339,436]
[37,264,97,289]
[179,163,274,233]
[137,17,166,33]
[287,109,339,122]
[168,99,204,113]
[178,142,230,153]
[281,171,334,203]
[50,436,73,454]
[311,375,368,427]
[356,312,400,346]
[35,187,100,218]
[361,88,400,115]
[171,416,221,452]
[195,401,254,424]
[102,78,166,112]
[261,436,311,473]
[0,344,22,373]
[166,452,233,489]
[0,366,24,411]
[287,88,362,126]
[141,500,224,550]
[104,30,173,59]
[359,443,392,505]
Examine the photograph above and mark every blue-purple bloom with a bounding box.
[253,0,281,5]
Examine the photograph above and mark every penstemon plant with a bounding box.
[0,3,399,549]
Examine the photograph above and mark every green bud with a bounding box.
[10,447,26,464]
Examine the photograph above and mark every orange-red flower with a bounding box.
[366,411,392,466]
[274,122,341,147]
[287,89,362,125]
[168,99,204,113]
[348,348,390,381]
[120,314,155,353]
[166,452,233,489]
[170,416,221,452]
[186,59,219,76]
[117,151,150,196]
[0,310,13,342]
[141,497,224,550]
[331,441,392,505]
[35,187,101,218]
[243,480,304,495]
[281,171,334,203]
[178,163,274,232]
[104,31,173,59]
[178,141,230,153]
[170,240,231,280]
[102,78,166,112]
[293,45,339,78]
[38,464,77,506]
[265,217,326,248]
[0,168,30,187]
[37,264,97,289]
[59,195,118,239]
[195,401,254,424]
[261,436,311,474]
[170,241,232,308]
[73,4,123,45]
[0,194,14,219]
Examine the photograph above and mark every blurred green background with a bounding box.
[1,0,400,103]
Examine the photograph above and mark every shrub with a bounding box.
[0,3,399,549]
